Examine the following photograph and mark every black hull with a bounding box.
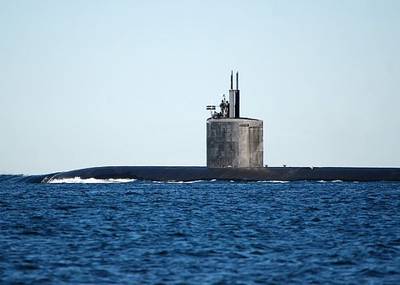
[42,166,400,182]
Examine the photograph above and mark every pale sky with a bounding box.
[1,0,399,174]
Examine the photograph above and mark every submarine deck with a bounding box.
[40,166,400,183]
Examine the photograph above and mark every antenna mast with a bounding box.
[229,70,240,118]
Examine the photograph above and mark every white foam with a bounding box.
[151,180,206,184]
[256,180,289,183]
[166,180,205,184]
[48,177,136,184]
[332,180,343,183]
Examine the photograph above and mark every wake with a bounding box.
[47,177,136,184]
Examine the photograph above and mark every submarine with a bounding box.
[43,72,400,182]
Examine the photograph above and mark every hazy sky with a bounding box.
[1,0,399,174]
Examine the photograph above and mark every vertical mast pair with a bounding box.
[229,71,240,118]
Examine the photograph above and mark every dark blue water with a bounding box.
[1,176,400,284]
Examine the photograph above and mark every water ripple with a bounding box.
[0,178,399,283]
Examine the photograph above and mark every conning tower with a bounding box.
[206,72,263,168]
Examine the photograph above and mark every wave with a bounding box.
[47,177,136,184]
[0,174,49,184]
[256,180,290,183]
[152,180,206,184]
[167,180,205,184]
[318,179,348,183]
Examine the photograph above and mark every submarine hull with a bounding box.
[43,166,400,182]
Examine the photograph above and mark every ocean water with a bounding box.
[1,176,399,284]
